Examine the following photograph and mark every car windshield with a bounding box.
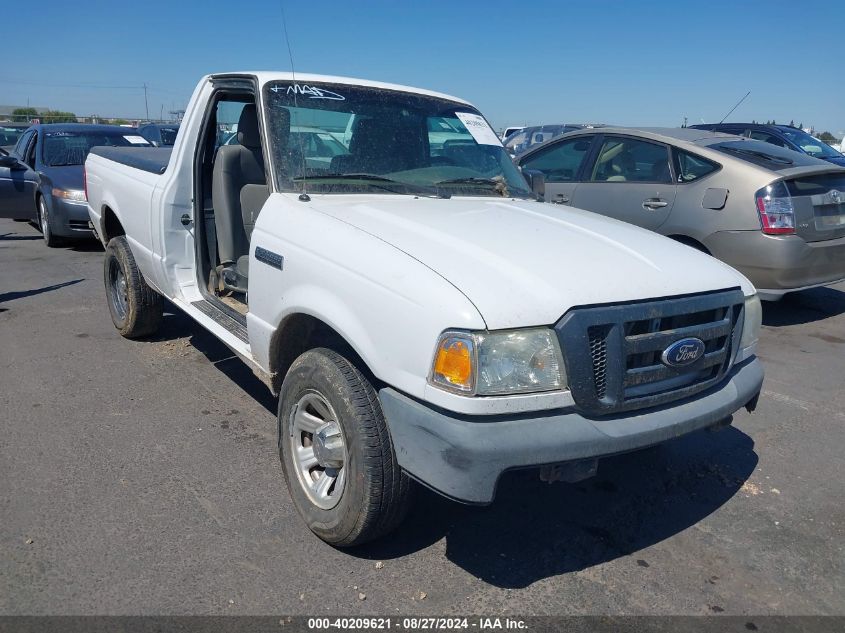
[0,126,26,148]
[777,127,842,159]
[263,82,532,198]
[43,130,151,166]
[159,127,179,145]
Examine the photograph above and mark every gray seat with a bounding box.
[212,104,266,292]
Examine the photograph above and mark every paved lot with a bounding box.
[1,217,844,616]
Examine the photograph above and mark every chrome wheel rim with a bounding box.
[108,259,128,321]
[289,391,347,510]
[39,200,49,237]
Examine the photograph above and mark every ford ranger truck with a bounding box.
[85,73,764,546]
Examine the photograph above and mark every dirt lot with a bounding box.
[1,218,843,615]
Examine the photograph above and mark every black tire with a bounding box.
[103,236,163,338]
[38,196,63,248]
[279,348,412,546]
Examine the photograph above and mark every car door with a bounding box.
[0,129,39,219]
[570,134,676,231]
[518,134,596,206]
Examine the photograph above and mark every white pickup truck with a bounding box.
[85,72,764,546]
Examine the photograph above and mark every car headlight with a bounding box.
[52,188,87,202]
[429,328,567,396]
[740,294,762,350]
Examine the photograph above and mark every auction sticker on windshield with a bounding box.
[455,112,502,146]
[123,135,149,145]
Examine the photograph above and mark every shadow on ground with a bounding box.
[0,278,83,304]
[355,425,757,588]
[141,303,759,589]
[0,232,41,241]
[763,286,845,327]
[152,308,277,415]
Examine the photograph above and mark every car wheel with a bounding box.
[103,236,163,338]
[279,348,412,546]
[38,196,63,248]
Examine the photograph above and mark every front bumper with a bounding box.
[707,231,845,299]
[49,197,94,238]
[379,357,763,504]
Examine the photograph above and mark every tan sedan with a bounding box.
[518,127,845,300]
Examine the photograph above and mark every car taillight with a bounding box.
[755,181,795,235]
[83,167,88,201]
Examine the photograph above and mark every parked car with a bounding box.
[517,126,845,300]
[85,72,763,546]
[501,125,524,141]
[0,122,30,153]
[504,124,601,156]
[0,124,151,246]
[137,123,180,147]
[691,123,845,167]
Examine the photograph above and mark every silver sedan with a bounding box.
[517,127,845,300]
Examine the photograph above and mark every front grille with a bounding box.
[556,289,745,415]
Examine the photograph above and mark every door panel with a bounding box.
[518,134,596,208]
[0,159,38,219]
[572,182,676,230]
[572,135,676,231]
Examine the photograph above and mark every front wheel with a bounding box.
[103,236,163,338]
[279,348,412,546]
[38,196,63,248]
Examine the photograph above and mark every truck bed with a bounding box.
[88,146,172,175]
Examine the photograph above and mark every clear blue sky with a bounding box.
[3,0,843,136]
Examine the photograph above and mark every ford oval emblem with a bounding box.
[661,337,705,367]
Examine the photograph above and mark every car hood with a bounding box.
[823,154,845,168]
[43,165,84,192]
[307,195,754,329]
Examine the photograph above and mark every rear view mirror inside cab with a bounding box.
[574,140,591,151]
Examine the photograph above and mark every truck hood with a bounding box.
[307,195,754,329]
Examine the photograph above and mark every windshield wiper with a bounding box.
[721,146,793,165]
[436,177,529,198]
[295,173,448,198]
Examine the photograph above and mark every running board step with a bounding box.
[191,300,248,343]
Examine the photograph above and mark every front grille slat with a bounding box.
[555,289,745,415]
[624,349,727,386]
[625,318,732,354]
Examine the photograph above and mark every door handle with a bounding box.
[642,198,668,210]
[552,194,570,205]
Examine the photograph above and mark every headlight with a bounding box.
[740,294,762,350]
[429,328,567,396]
[52,188,87,202]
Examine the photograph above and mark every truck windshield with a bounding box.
[263,81,532,198]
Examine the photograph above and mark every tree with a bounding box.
[817,131,837,142]
[789,119,795,127]
[11,107,38,122]
[42,110,77,123]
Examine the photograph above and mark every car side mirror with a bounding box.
[0,154,22,169]
[522,169,545,200]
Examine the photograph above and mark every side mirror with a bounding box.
[0,154,21,169]
[522,169,545,200]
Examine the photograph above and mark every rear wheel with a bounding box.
[103,236,163,338]
[279,348,411,546]
[38,196,63,248]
